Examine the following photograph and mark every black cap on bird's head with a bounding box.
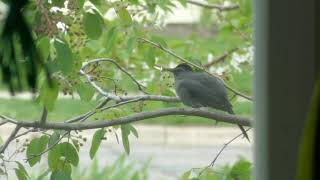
[164,63,193,77]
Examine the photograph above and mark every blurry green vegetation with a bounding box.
[181,157,252,180]
[28,154,150,180]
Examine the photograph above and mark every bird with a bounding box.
[165,63,250,141]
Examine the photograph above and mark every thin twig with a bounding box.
[81,58,148,94]
[0,115,18,124]
[79,97,144,122]
[198,127,252,177]
[66,98,111,123]
[203,48,239,68]
[187,0,239,11]
[138,38,253,101]
[0,125,21,154]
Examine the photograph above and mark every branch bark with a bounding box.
[0,125,21,154]
[187,0,239,11]
[14,108,252,130]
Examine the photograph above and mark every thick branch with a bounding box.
[0,125,21,154]
[16,108,252,130]
[187,0,239,11]
[138,38,253,101]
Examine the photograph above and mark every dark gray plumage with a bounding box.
[167,63,249,141]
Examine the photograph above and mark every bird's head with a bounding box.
[164,63,193,77]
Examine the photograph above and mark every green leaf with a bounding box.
[90,128,106,159]
[117,8,132,25]
[54,39,74,75]
[151,36,167,48]
[48,142,79,170]
[127,124,139,138]
[89,0,101,6]
[199,168,217,180]
[76,83,95,102]
[48,131,61,147]
[26,135,49,167]
[37,169,51,180]
[120,124,138,154]
[121,124,131,154]
[15,162,29,178]
[229,158,252,180]
[38,81,59,111]
[15,168,28,180]
[144,47,155,67]
[50,170,71,180]
[103,26,118,52]
[83,9,104,40]
[126,37,137,55]
[37,36,50,62]
[51,0,64,7]
[0,167,4,175]
[178,0,187,7]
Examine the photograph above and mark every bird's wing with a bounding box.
[192,72,228,97]
[176,79,231,111]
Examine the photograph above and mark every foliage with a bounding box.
[72,154,150,180]
[180,157,252,180]
[0,0,253,179]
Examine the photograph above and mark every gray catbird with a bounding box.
[165,63,249,141]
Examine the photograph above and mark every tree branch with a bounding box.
[203,47,239,68]
[138,38,253,101]
[81,58,148,94]
[0,125,21,154]
[198,127,252,177]
[15,108,252,131]
[187,0,239,11]
[0,115,18,124]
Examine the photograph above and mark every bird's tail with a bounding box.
[228,108,250,142]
